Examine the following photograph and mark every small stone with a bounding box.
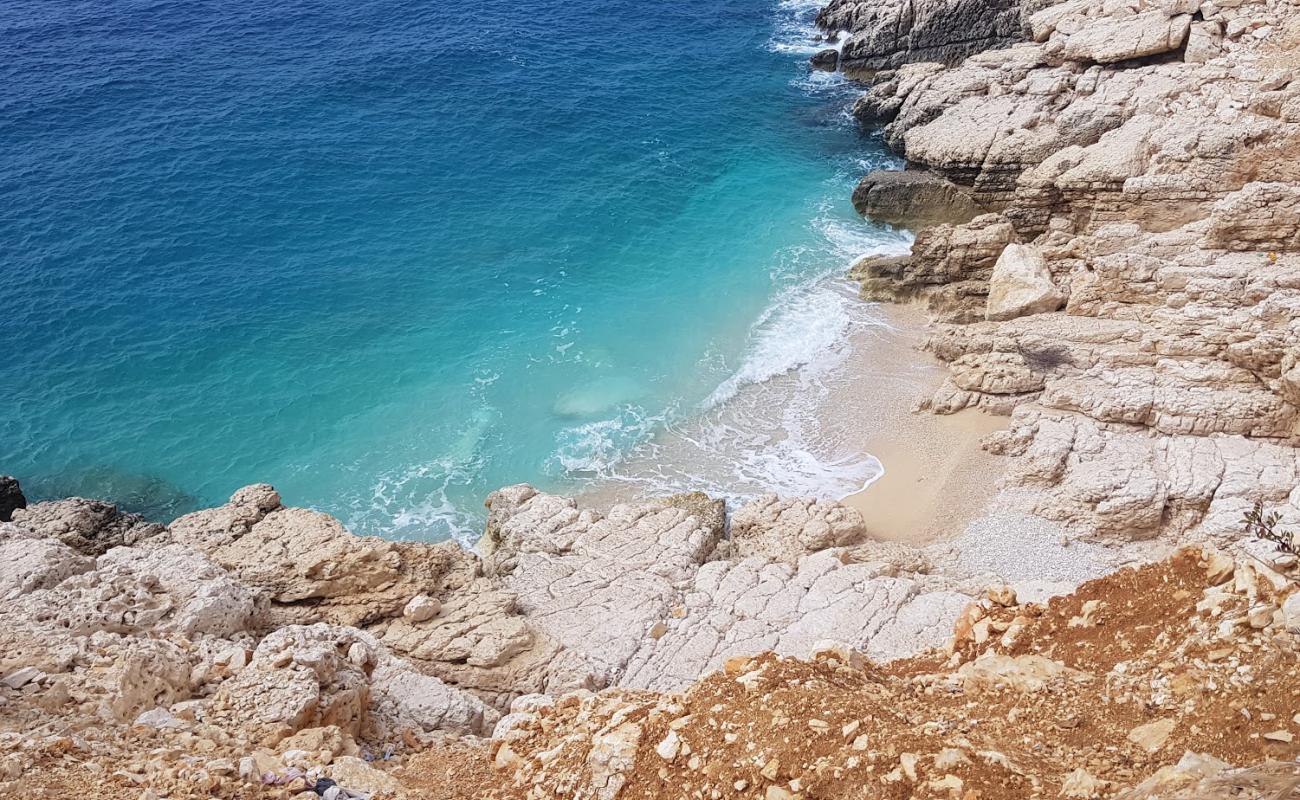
[133,708,184,730]
[930,774,964,792]
[934,748,969,769]
[1281,593,1300,633]
[1203,552,1235,585]
[1061,767,1108,798]
[810,640,866,669]
[987,585,1017,607]
[900,753,919,782]
[494,743,522,769]
[1,667,41,690]
[1247,603,1276,629]
[655,731,681,761]
[1262,730,1294,743]
[1127,719,1176,754]
[766,787,794,800]
[403,594,441,623]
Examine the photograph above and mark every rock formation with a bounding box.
[3,482,1295,798]
[405,548,1300,800]
[7,0,1300,794]
[838,0,1300,544]
[816,0,1052,74]
[0,477,24,523]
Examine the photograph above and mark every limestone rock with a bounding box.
[208,624,497,744]
[12,497,166,556]
[403,593,441,623]
[1060,12,1192,64]
[810,48,839,71]
[1127,718,1176,754]
[0,524,94,600]
[818,0,1042,73]
[986,244,1065,321]
[175,485,455,627]
[950,352,1046,395]
[852,169,985,228]
[730,495,868,563]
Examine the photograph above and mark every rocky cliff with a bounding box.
[841,0,1300,549]
[1,481,1296,799]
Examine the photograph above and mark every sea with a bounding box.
[0,0,909,542]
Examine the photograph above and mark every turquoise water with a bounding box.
[1,0,903,540]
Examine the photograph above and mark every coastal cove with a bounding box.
[1,0,914,542]
[3,0,1300,793]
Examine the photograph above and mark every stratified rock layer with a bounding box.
[844,0,1300,543]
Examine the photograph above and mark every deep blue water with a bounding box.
[1,0,901,540]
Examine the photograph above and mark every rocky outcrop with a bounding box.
[843,0,1300,543]
[852,168,986,227]
[411,549,1300,800]
[816,0,1049,74]
[171,485,465,628]
[0,476,24,522]
[11,496,166,555]
[728,494,868,562]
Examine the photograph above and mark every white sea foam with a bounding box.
[768,0,843,55]
[349,406,498,545]
[704,282,855,409]
[549,403,672,476]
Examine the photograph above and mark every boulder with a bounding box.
[1060,12,1192,64]
[851,169,985,228]
[985,244,1065,321]
[810,48,840,71]
[0,476,25,522]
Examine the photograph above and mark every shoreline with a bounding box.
[572,290,1009,549]
[834,302,1007,544]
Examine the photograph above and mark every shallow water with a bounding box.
[1,0,905,541]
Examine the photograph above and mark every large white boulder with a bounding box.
[986,244,1066,321]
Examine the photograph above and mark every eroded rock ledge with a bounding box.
[3,478,1122,797]
[2,480,1296,799]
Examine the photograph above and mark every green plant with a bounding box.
[1241,500,1298,555]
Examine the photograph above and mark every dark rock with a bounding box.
[0,476,26,522]
[810,48,840,72]
[852,90,904,127]
[817,0,1053,74]
[11,497,167,556]
[851,169,986,229]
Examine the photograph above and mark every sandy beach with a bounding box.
[837,304,1007,544]
[580,290,1009,545]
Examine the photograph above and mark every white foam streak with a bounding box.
[703,283,853,409]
